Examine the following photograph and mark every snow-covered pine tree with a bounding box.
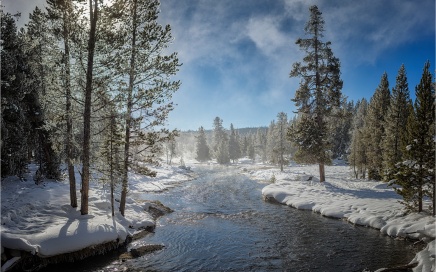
[228,123,241,163]
[255,128,267,163]
[212,116,226,156]
[1,12,32,177]
[348,99,368,179]
[241,136,249,157]
[22,7,62,180]
[328,99,353,160]
[45,0,85,208]
[104,0,181,216]
[289,5,343,182]
[98,106,124,217]
[382,64,411,182]
[211,117,229,164]
[392,61,435,213]
[364,72,390,180]
[195,126,211,162]
[247,137,256,162]
[164,137,177,165]
[276,112,289,171]
[266,120,277,164]
[216,137,230,165]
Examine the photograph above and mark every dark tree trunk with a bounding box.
[120,0,138,217]
[63,3,77,208]
[81,0,98,215]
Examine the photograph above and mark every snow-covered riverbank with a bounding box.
[245,162,435,272]
[1,163,196,271]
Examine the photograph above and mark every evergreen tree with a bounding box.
[348,99,368,179]
[289,5,343,182]
[45,0,84,208]
[228,123,241,163]
[24,7,63,180]
[266,120,277,164]
[195,126,210,162]
[80,0,99,215]
[329,99,353,160]
[1,12,32,177]
[392,61,435,213]
[106,0,181,216]
[276,112,289,171]
[382,64,410,181]
[241,136,249,157]
[98,106,123,217]
[212,116,226,155]
[365,72,390,180]
[216,137,230,164]
[255,128,267,162]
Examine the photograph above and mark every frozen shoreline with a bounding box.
[244,162,435,272]
[1,160,434,271]
[0,163,196,271]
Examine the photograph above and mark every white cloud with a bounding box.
[246,16,289,56]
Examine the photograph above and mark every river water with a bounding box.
[43,165,419,271]
[128,165,417,272]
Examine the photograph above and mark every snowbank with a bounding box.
[1,163,194,270]
[251,163,435,271]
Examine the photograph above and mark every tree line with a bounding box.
[349,63,435,214]
[287,5,434,215]
[1,0,180,216]
[190,5,435,215]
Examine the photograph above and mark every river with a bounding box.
[44,165,419,271]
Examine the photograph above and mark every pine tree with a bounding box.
[349,99,368,179]
[45,0,84,208]
[106,0,181,216]
[276,112,289,171]
[216,137,230,165]
[392,61,435,213]
[365,72,390,180]
[1,12,32,177]
[212,116,226,155]
[266,120,277,164]
[247,139,256,162]
[228,123,241,163]
[255,128,267,162]
[98,106,123,217]
[329,100,353,160]
[289,5,343,182]
[382,64,410,181]
[195,126,210,162]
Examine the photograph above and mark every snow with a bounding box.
[2,160,435,271]
[1,163,194,268]
[248,162,435,272]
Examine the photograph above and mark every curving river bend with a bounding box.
[45,165,419,271]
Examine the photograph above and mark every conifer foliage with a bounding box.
[195,126,211,162]
[364,73,390,180]
[382,64,411,181]
[391,61,435,214]
[289,5,343,182]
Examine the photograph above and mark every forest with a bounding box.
[1,0,180,216]
[1,1,435,219]
[1,2,435,271]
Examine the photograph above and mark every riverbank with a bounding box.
[245,161,435,272]
[0,163,196,271]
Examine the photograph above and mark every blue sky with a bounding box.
[4,0,435,131]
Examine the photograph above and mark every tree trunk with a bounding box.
[433,177,436,216]
[119,0,138,217]
[110,115,115,217]
[319,163,325,182]
[63,3,77,208]
[81,0,98,215]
